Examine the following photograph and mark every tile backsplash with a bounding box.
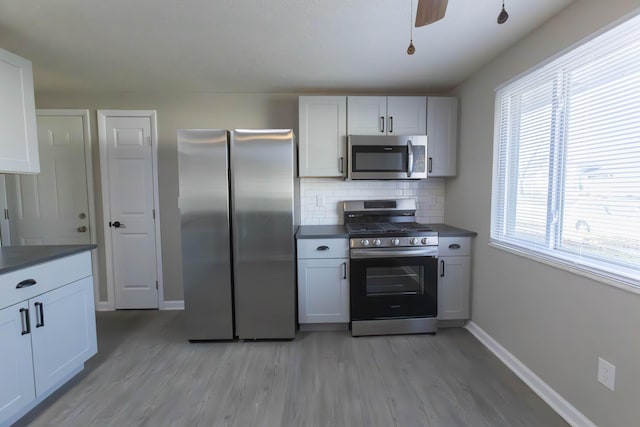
[299,178,445,225]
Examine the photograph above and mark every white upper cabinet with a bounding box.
[347,96,426,135]
[426,97,458,177]
[298,96,347,177]
[0,48,39,174]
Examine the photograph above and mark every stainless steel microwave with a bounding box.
[348,135,427,180]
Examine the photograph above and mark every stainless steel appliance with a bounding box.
[178,129,298,340]
[348,135,427,180]
[344,199,438,336]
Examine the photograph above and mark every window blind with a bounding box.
[491,12,640,287]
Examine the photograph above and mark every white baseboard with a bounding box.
[96,301,114,311]
[162,300,185,310]
[465,321,596,427]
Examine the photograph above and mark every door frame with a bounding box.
[1,110,100,305]
[37,109,100,305]
[97,110,164,310]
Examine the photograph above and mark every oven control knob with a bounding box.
[373,239,382,246]
[391,238,400,246]
[410,237,419,245]
[361,239,370,247]
[421,237,429,245]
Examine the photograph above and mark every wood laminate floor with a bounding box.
[15,311,568,427]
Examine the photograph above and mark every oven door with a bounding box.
[350,248,437,320]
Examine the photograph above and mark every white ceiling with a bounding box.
[0,0,574,94]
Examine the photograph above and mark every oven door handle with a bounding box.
[350,247,437,259]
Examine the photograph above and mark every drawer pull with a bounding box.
[316,246,330,251]
[16,278,37,289]
[448,243,461,249]
[19,308,31,335]
[35,302,45,328]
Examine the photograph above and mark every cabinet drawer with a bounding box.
[0,252,92,309]
[297,239,349,259]
[438,237,471,257]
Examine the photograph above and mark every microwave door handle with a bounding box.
[407,139,414,177]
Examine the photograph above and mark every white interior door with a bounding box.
[100,112,159,309]
[5,112,92,245]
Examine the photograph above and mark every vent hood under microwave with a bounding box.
[347,135,427,180]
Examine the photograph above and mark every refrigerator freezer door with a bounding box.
[178,129,234,340]
[230,129,297,339]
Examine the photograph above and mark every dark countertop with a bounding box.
[0,245,97,275]
[429,224,478,237]
[296,225,349,239]
[296,224,476,239]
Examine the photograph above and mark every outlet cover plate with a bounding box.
[597,357,616,391]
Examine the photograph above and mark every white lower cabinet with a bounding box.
[30,277,97,394]
[0,302,36,423]
[437,256,471,320]
[297,238,349,324]
[0,252,96,426]
[437,237,472,321]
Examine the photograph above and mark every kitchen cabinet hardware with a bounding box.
[78,212,86,219]
[342,262,347,279]
[77,226,87,232]
[448,243,461,249]
[316,245,330,251]
[19,308,31,335]
[34,302,44,328]
[388,116,394,133]
[16,279,37,289]
[440,260,445,277]
[339,157,344,174]
[380,116,385,133]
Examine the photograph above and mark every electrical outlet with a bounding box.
[597,357,616,391]
[316,194,325,207]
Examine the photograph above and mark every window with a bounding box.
[491,13,640,288]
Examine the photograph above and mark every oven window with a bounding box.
[366,266,424,296]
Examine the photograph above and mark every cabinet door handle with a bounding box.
[316,245,330,251]
[388,116,393,133]
[19,308,31,335]
[342,262,347,279]
[448,243,461,249]
[35,302,45,328]
[380,116,385,133]
[440,260,445,277]
[339,157,344,174]
[428,157,433,174]
[16,278,37,289]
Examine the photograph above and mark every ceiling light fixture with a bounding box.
[497,0,509,24]
[407,0,416,55]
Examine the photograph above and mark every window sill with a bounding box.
[488,240,640,296]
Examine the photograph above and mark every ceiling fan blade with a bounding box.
[415,0,448,27]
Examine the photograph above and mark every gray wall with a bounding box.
[447,1,640,426]
[35,92,299,302]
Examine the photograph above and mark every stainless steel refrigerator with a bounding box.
[177,129,298,340]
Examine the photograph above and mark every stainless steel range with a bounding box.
[344,199,438,337]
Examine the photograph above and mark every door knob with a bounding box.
[77,226,87,233]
